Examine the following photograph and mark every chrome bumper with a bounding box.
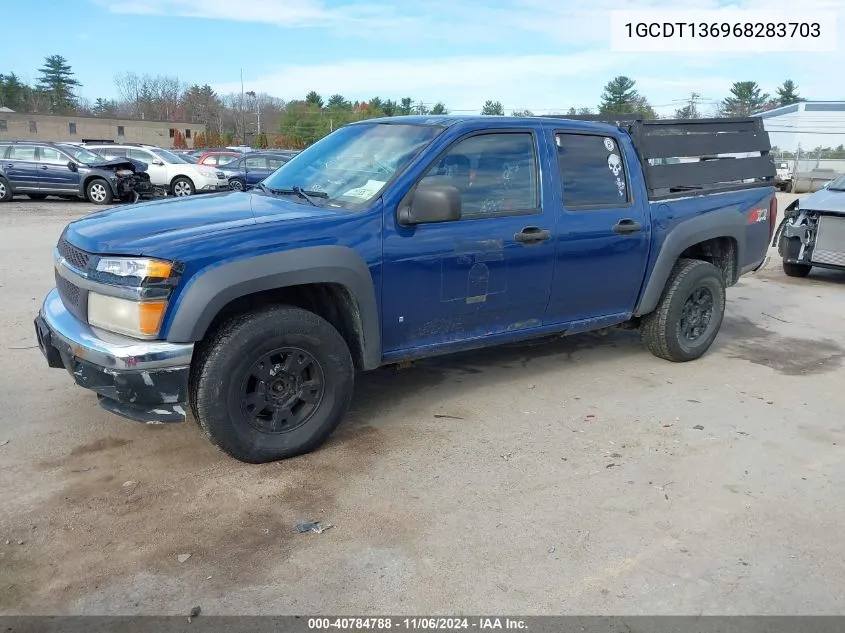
[36,288,194,423]
[40,287,193,371]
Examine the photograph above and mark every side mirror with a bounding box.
[67,161,78,172]
[151,159,164,166]
[398,184,462,226]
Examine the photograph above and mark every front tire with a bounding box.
[171,176,195,197]
[782,261,812,277]
[86,178,113,205]
[0,178,11,202]
[229,178,245,192]
[640,258,726,362]
[190,305,355,463]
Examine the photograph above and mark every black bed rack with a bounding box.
[542,115,776,200]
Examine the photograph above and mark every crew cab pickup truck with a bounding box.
[34,115,777,463]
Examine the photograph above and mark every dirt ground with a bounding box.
[1,193,844,615]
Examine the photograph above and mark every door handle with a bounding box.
[514,226,551,244]
[40,165,49,170]
[612,219,642,235]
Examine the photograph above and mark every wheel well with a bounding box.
[83,174,107,188]
[170,174,194,189]
[678,236,738,285]
[201,283,366,369]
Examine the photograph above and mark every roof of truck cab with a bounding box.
[353,114,624,133]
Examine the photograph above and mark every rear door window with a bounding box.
[7,145,38,161]
[554,132,631,207]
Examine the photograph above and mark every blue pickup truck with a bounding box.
[34,114,777,463]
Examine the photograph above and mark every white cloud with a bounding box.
[90,0,844,113]
[92,0,843,44]
[211,51,635,113]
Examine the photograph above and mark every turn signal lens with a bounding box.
[138,301,168,336]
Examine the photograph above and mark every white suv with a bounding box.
[82,143,230,196]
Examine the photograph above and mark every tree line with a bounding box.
[0,54,811,149]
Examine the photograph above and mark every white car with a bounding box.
[81,143,230,196]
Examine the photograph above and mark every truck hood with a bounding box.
[799,188,845,215]
[65,191,336,255]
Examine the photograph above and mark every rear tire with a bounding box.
[0,178,11,202]
[782,261,812,277]
[190,305,355,463]
[640,258,726,363]
[86,178,113,205]
[27,193,48,200]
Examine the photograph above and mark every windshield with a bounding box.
[61,146,108,164]
[827,175,845,191]
[153,148,188,163]
[262,122,444,208]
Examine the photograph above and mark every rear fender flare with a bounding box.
[165,245,381,369]
[633,208,746,316]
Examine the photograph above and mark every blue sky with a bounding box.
[1,0,842,116]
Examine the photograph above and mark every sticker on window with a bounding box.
[341,180,386,200]
[604,137,615,152]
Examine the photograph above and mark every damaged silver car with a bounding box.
[774,174,845,277]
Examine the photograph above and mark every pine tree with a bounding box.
[480,100,504,115]
[0,73,28,110]
[599,76,638,114]
[304,91,323,109]
[719,81,770,116]
[430,102,448,114]
[37,55,81,114]
[776,80,803,107]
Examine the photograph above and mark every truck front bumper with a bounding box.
[34,288,194,424]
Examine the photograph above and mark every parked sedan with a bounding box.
[218,152,291,191]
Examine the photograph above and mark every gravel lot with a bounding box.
[1,193,845,615]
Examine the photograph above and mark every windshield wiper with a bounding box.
[265,185,328,206]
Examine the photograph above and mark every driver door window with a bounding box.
[246,156,268,169]
[39,148,69,165]
[420,132,539,219]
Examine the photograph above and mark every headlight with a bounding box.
[96,257,172,282]
[88,293,168,338]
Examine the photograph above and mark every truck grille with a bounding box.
[57,237,91,271]
[55,269,88,323]
[55,273,80,307]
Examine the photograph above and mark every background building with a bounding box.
[754,101,845,155]
[0,111,205,147]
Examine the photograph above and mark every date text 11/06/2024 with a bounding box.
[307,617,528,630]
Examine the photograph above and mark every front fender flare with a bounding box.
[165,245,381,369]
[633,208,746,317]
